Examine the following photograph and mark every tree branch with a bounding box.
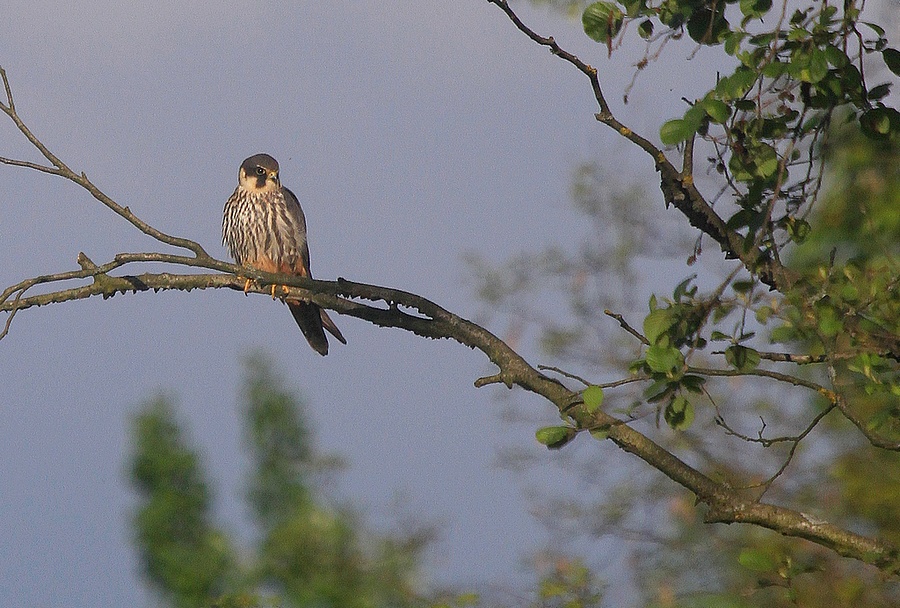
[3,257,899,574]
[484,0,797,292]
[2,57,899,576]
[0,67,208,258]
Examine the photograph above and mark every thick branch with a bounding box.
[1,59,897,576]
[2,257,899,574]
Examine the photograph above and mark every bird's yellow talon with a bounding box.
[243,278,253,295]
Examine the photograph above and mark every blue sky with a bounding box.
[2,1,895,606]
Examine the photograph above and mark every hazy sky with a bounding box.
[1,2,894,607]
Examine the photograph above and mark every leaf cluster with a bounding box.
[129,355,426,608]
[581,0,899,285]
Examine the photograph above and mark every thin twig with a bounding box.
[0,156,62,176]
[0,65,15,112]
[538,365,592,386]
[604,309,649,344]
[0,68,208,258]
[827,363,900,451]
[689,365,838,399]
[751,402,837,496]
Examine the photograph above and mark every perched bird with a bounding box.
[223,153,346,355]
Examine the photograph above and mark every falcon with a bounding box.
[223,153,346,355]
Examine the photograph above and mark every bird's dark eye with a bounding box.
[255,167,266,176]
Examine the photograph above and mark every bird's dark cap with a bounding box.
[240,153,279,174]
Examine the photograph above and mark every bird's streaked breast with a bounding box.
[223,187,306,269]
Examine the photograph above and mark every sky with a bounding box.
[1,1,896,607]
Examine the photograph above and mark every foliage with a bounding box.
[130,398,235,608]
[531,555,605,608]
[129,355,427,608]
[475,83,900,608]
[522,0,900,433]
[2,0,898,603]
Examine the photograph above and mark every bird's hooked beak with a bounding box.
[267,170,279,184]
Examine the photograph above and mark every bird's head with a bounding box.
[238,153,281,192]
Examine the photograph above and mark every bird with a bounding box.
[223,153,346,355]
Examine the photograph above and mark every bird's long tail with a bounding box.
[288,301,346,356]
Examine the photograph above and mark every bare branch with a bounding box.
[714,395,838,495]
[604,309,649,344]
[538,365,592,387]
[484,0,611,115]
[689,365,838,398]
[0,65,15,112]
[751,350,828,364]
[0,156,62,176]
[0,68,208,258]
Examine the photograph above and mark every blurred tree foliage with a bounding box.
[126,0,898,603]
[471,106,900,604]
[130,356,608,608]
[481,5,899,596]
[131,398,235,608]
[129,354,428,608]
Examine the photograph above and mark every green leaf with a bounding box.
[535,426,575,449]
[755,144,779,178]
[638,19,654,39]
[724,31,745,56]
[824,45,849,67]
[787,217,811,242]
[862,22,885,38]
[770,325,797,343]
[621,0,646,17]
[644,378,674,403]
[660,118,696,145]
[787,26,809,41]
[738,548,777,572]
[868,83,892,100]
[725,345,761,371]
[730,142,779,181]
[702,98,732,123]
[673,274,697,301]
[590,428,610,440]
[795,48,829,83]
[731,279,755,294]
[715,68,758,100]
[582,385,605,412]
[681,375,706,393]
[739,0,772,18]
[664,395,695,430]
[884,48,900,76]
[643,308,675,344]
[646,344,685,375]
[687,7,730,45]
[762,60,788,77]
[816,305,842,337]
[860,107,899,140]
[582,2,624,43]
[683,103,707,131]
